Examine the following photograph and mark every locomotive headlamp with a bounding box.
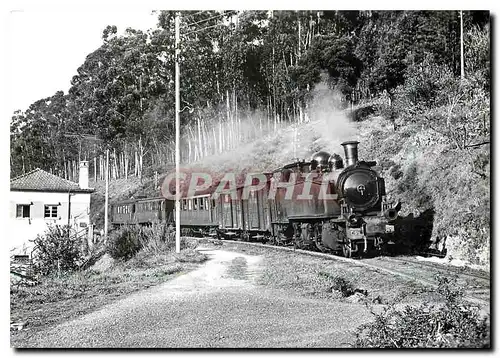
[384,208,398,221]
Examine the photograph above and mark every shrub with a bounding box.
[106,226,144,260]
[354,277,490,348]
[106,224,198,261]
[317,271,356,297]
[32,225,85,275]
[138,223,177,254]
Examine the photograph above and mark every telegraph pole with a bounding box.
[175,12,181,254]
[104,148,109,243]
[460,10,465,80]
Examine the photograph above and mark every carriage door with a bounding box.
[209,198,217,224]
[248,190,260,229]
[221,194,234,228]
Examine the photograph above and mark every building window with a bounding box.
[44,205,58,218]
[16,204,30,218]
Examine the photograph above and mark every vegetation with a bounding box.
[106,225,144,260]
[105,223,201,260]
[31,225,86,276]
[355,277,490,348]
[10,11,489,178]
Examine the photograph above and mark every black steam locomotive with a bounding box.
[110,141,400,257]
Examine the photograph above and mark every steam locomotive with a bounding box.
[110,141,400,257]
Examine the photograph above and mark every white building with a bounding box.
[9,161,94,257]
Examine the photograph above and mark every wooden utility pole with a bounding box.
[104,148,109,243]
[460,10,465,80]
[175,12,181,254]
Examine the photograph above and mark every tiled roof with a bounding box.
[10,168,94,193]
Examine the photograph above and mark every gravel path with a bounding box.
[16,248,371,348]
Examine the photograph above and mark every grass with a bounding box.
[218,242,434,305]
[10,246,207,344]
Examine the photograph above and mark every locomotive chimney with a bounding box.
[341,141,360,167]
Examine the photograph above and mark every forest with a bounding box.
[10,10,489,180]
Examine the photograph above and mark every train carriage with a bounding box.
[180,194,218,236]
[111,199,135,225]
[134,197,174,225]
[216,176,272,241]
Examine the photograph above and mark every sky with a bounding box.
[5,9,159,115]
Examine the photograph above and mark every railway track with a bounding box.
[194,237,490,307]
[385,256,490,281]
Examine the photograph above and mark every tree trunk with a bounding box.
[94,154,97,182]
[124,145,129,180]
[138,138,143,181]
[134,150,139,177]
[197,117,203,160]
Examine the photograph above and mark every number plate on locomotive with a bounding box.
[385,224,395,233]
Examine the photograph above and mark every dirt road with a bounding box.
[15,247,372,348]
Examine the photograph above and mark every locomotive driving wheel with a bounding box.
[342,240,353,258]
[315,239,328,253]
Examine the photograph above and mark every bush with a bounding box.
[355,277,490,348]
[138,223,177,254]
[32,225,85,275]
[106,226,144,260]
[318,271,356,297]
[106,223,197,260]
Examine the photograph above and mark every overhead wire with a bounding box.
[184,11,233,28]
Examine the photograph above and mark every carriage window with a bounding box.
[188,199,192,210]
[199,198,204,210]
[193,198,198,210]
[182,199,187,211]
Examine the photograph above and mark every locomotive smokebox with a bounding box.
[341,141,360,167]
